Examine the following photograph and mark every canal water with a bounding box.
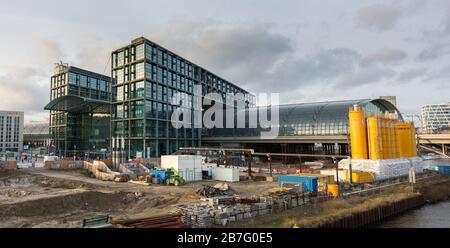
[378,158,450,228]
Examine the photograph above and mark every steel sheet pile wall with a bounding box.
[318,195,425,228]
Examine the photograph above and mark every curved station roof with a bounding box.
[205,98,402,138]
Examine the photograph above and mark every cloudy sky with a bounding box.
[1,0,449,124]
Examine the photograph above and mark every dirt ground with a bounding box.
[0,168,277,228]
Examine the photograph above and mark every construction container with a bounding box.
[327,184,339,198]
[367,117,382,160]
[437,165,450,175]
[211,166,240,182]
[278,175,318,192]
[345,170,374,183]
[349,105,368,159]
[161,155,203,182]
[297,173,333,192]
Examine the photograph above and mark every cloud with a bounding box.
[360,48,407,67]
[417,43,450,61]
[396,68,427,82]
[153,21,363,94]
[75,35,114,76]
[355,4,401,31]
[155,23,293,85]
[336,66,396,88]
[32,37,67,65]
[425,65,450,82]
[0,65,49,117]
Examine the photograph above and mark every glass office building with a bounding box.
[111,37,255,158]
[421,102,450,134]
[45,63,111,157]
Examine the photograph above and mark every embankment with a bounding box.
[229,175,450,228]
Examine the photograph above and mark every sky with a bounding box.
[0,0,449,125]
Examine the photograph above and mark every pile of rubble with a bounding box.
[196,183,232,198]
[177,190,310,227]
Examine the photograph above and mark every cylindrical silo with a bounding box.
[349,105,368,159]
[367,116,382,160]
[396,123,411,158]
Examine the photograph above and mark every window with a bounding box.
[68,72,77,85]
[145,63,154,80]
[146,101,157,118]
[117,51,124,66]
[116,104,123,119]
[135,44,144,61]
[145,44,153,60]
[135,62,144,79]
[157,85,163,101]
[135,81,144,98]
[157,67,163,83]
[131,100,144,118]
[100,80,107,91]
[89,78,98,89]
[117,69,124,84]
[79,75,87,88]
[157,49,163,65]
[117,86,123,101]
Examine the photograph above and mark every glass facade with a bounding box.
[111,37,255,158]
[48,65,111,157]
[421,103,450,134]
[205,99,402,138]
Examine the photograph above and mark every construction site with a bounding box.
[1,35,449,229]
[1,104,449,228]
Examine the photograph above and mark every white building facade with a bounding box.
[421,103,450,134]
[0,111,24,152]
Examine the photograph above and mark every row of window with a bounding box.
[113,63,195,93]
[68,72,109,92]
[113,100,196,120]
[112,41,254,106]
[0,143,19,148]
[113,120,200,139]
[113,81,195,107]
[112,43,195,79]
[51,85,109,101]
[117,138,201,158]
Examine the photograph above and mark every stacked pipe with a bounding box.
[349,106,417,160]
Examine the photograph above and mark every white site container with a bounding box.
[211,166,240,182]
[161,155,203,182]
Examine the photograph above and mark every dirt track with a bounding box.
[0,169,277,227]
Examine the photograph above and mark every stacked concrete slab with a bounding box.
[177,192,309,227]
